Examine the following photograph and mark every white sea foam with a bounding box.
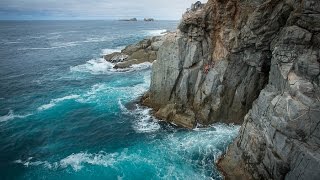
[118,100,160,133]
[100,46,125,56]
[59,152,118,171]
[47,35,62,40]
[82,72,150,103]
[0,73,25,80]
[49,32,61,35]
[14,123,240,179]
[14,151,136,171]
[0,110,32,123]
[19,42,80,50]
[29,35,47,39]
[164,123,240,165]
[20,36,115,51]
[2,41,23,45]
[14,158,54,169]
[82,37,110,43]
[132,106,161,133]
[70,58,115,75]
[70,58,152,75]
[144,29,167,36]
[37,95,81,111]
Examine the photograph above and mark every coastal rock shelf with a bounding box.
[143,0,320,179]
[104,36,165,69]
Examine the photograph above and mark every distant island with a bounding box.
[144,18,154,22]
[119,18,137,21]
[118,18,155,22]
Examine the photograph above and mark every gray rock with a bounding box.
[143,0,320,179]
[144,18,154,21]
[103,36,164,69]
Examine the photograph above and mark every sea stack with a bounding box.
[143,0,320,179]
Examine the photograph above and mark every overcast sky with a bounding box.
[0,0,207,20]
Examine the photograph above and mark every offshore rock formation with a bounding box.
[119,18,138,21]
[144,18,155,21]
[143,0,320,179]
[104,36,164,69]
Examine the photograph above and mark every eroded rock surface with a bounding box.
[219,1,320,179]
[143,0,320,179]
[143,0,270,127]
[103,36,164,69]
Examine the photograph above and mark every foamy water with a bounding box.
[1,20,238,180]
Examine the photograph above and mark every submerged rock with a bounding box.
[103,36,164,69]
[143,0,320,179]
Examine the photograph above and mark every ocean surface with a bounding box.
[0,20,239,180]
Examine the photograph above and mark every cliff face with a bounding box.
[143,0,272,128]
[218,0,320,179]
[143,0,320,179]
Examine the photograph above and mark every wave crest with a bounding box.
[0,110,32,123]
[118,101,160,133]
[100,46,125,56]
[70,58,152,75]
[14,151,134,172]
[144,29,167,36]
[37,95,80,111]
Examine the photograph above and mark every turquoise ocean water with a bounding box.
[0,20,239,180]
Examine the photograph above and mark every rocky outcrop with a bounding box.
[144,18,155,21]
[104,36,164,69]
[119,18,138,21]
[143,0,320,179]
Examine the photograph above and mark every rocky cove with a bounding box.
[104,0,320,179]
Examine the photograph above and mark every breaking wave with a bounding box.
[100,46,125,56]
[118,100,160,133]
[70,58,152,75]
[144,29,168,36]
[14,124,239,179]
[37,95,81,111]
[0,110,32,123]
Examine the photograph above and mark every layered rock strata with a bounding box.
[143,0,320,179]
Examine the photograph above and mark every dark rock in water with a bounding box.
[103,35,165,69]
[142,0,320,179]
[104,52,128,63]
[119,18,137,21]
[144,18,155,21]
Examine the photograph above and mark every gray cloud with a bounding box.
[0,0,207,20]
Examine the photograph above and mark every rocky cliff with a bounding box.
[143,0,320,179]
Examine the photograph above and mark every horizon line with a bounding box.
[0,19,180,21]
